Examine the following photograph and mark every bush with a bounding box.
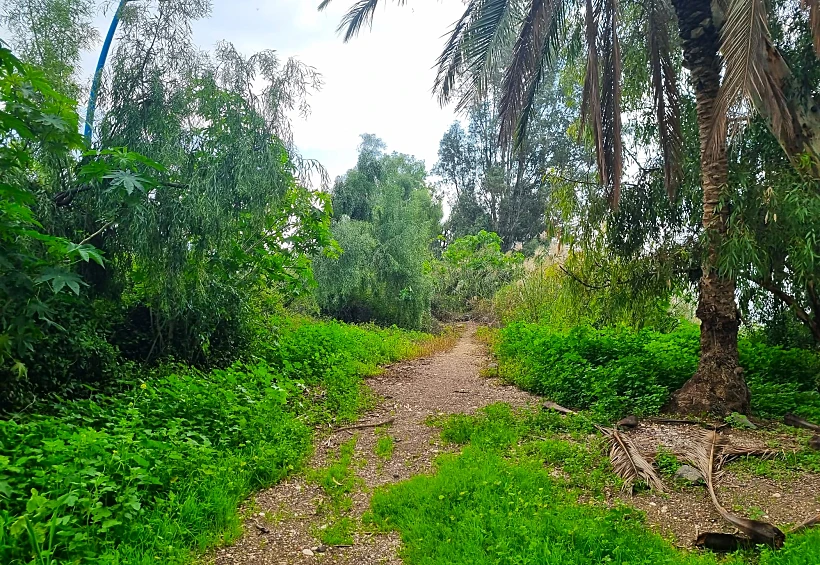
[494,258,684,332]
[0,316,432,564]
[496,321,820,420]
[432,231,523,317]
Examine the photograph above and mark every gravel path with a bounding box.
[209,324,538,565]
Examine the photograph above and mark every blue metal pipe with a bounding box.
[83,0,128,144]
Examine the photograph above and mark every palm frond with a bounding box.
[710,0,795,158]
[600,0,622,208]
[717,445,781,467]
[646,0,682,201]
[513,0,571,144]
[579,0,606,185]
[434,0,519,112]
[434,3,477,105]
[802,0,820,57]
[318,0,334,11]
[598,426,665,493]
[682,429,785,548]
[336,0,384,42]
[498,0,557,145]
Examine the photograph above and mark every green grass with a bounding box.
[0,317,437,564]
[374,433,395,461]
[308,438,360,547]
[368,403,820,565]
[316,516,355,546]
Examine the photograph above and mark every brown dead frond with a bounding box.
[598,426,665,493]
[580,0,606,185]
[717,445,781,468]
[802,0,820,57]
[646,0,682,200]
[600,0,622,208]
[681,429,785,548]
[710,0,795,160]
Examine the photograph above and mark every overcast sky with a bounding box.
[79,0,466,182]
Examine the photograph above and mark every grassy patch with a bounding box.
[308,438,360,547]
[369,446,723,565]
[0,317,436,564]
[316,516,355,546]
[373,403,820,565]
[374,433,395,461]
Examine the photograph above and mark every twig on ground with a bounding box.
[542,401,576,415]
[791,513,820,534]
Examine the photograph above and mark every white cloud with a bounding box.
[80,0,466,181]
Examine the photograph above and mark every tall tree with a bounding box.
[315,136,443,329]
[435,71,585,248]
[320,0,820,415]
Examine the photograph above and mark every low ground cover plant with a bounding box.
[369,404,820,565]
[495,322,820,420]
[0,316,434,564]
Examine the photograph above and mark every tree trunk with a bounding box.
[668,0,750,416]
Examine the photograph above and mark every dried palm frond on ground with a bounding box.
[681,429,785,548]
[598,426,665,493]
[718,444,782,468]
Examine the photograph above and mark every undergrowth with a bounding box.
[494,322,820,420]
[0,317,440,564]
[368,404,820,565]
[308,437,360,546]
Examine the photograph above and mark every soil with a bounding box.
[207,324,537,565]
[620,422,820,546]
[207,324,820,564]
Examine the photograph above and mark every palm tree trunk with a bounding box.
[668,0,750,415]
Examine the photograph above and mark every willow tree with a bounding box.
[321,0,820,415]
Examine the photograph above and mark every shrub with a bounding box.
[432,231,523,317]
[0,316,432,564]
[496,321,820,420]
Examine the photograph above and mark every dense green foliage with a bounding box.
[314,136,442,329]
[0,47,102,365]
[495,322,820,420]
[371,404,820,565]
[434,73,586,250]
[0,5,336,409]
[432,231,523,317]
[0,316,433,564]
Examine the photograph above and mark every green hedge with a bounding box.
[497,321,820,420]
[0,316,429,564]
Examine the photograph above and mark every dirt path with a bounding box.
[210,324,537,565]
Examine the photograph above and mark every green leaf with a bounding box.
[100,519,121,531]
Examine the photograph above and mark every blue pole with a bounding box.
[84,0,128,144]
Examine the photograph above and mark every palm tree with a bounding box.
[320,0,820,415]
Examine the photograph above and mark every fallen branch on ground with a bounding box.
[542,401,576,415]
[784,413,820,432]
[791,513,820,534]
